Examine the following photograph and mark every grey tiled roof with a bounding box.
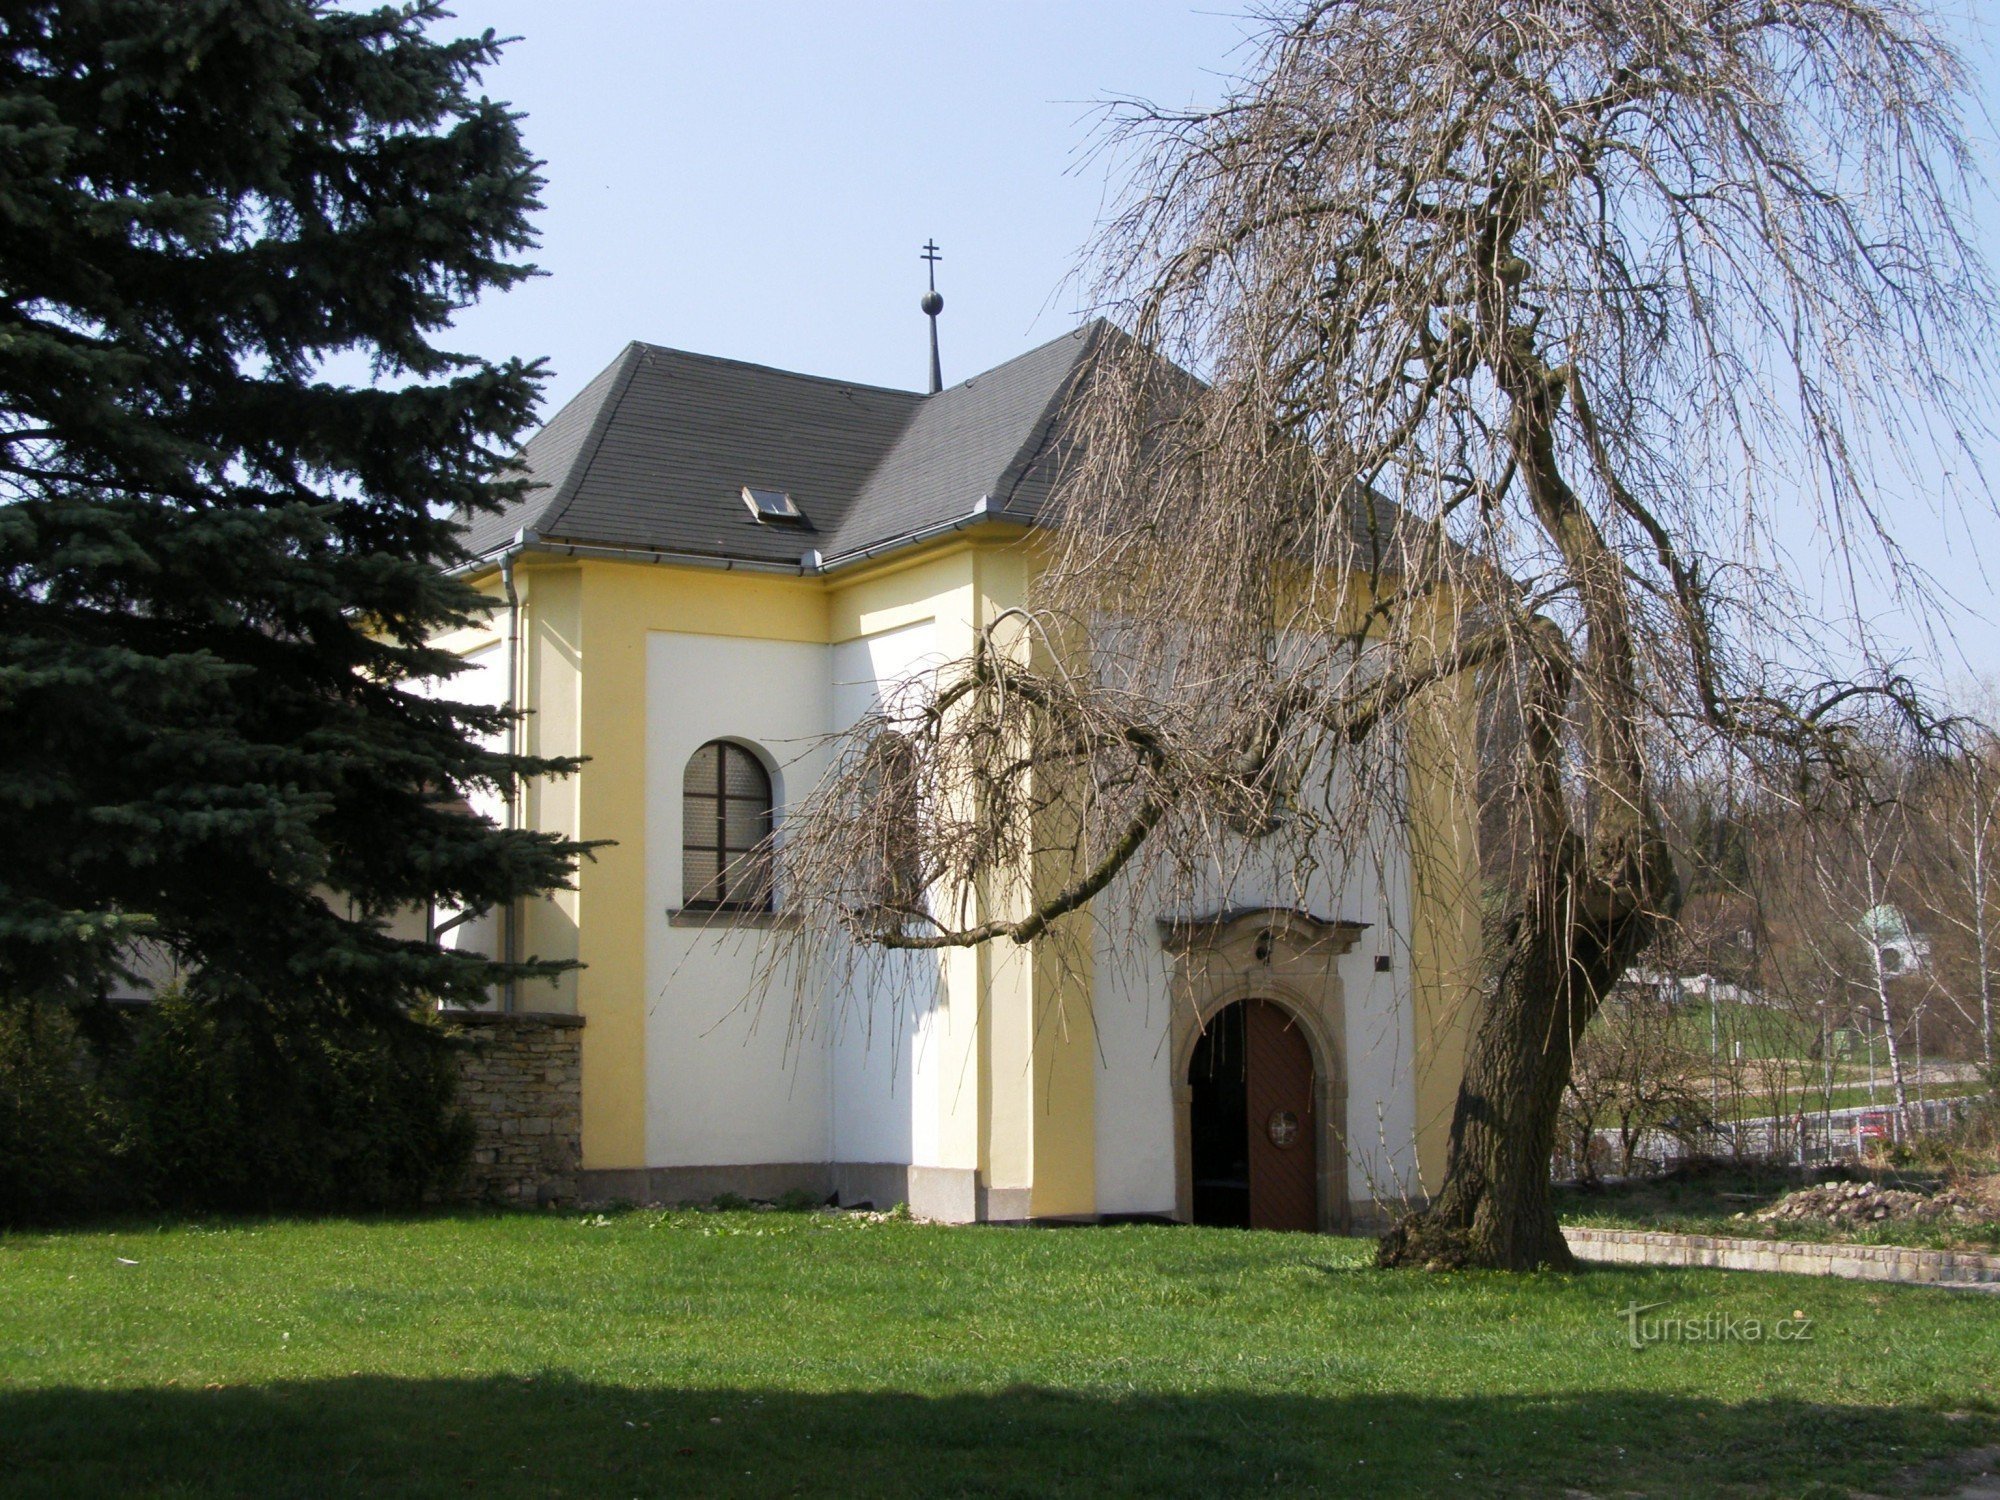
[460,322,1108,569]
[829,324,1099,554]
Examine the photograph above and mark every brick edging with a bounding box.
[1563,1225,2000,1285]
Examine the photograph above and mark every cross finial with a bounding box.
[919,239,944,393]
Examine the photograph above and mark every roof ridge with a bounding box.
[986,322,1105,514]
[532,343,648,540]
[934,319,1107,398]
[618,322,1112,408]
[625,340,925,401]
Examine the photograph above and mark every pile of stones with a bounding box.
[1750,1175,1999,1228]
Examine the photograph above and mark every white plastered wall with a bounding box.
[826,619,954,1170]
[644,631,832,1168]
[1089,870,1179,1215]
[369,635,507,975]
[639,618,1426,1207]
[1332,811,1421,1207]
[643,620,965,1176]
[1089,805,1422,1217]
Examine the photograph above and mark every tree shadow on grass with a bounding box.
[1,1379,1993,1499]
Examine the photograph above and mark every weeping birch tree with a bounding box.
[773,0,1994,1269]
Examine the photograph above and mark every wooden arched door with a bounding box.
[1188,999,1318,1232]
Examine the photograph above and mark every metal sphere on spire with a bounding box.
[920,239,944,393]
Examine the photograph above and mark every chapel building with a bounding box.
[435,320,1480,1230]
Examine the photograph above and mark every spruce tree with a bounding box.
[0,1,581,1025]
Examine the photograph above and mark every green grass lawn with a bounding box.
[1803,1081,1986,1117]
[1664,998,1816,1061]
[3,1209,1997,1498]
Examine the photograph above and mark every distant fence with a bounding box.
[1567,1094,1984,1178]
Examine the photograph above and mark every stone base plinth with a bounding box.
[444,1010,584,1207]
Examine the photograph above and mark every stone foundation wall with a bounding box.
[445,1010,584,1206]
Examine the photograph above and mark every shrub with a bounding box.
[1,984,474,1221]
[123,987,471,1214]
[0,1003,130,1223]
[1894,1080,2000,1180]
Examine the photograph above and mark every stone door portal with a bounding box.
[1188,998,1318,1232]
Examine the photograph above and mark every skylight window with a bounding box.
[741,485,806,525]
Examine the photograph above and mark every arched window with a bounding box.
[682,740,773,911]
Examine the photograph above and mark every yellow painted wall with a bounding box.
[517,540,1009,1177]
[427,570,580,1011]
[828,547,973,645]
[967,546,1097,1217]
[1404,663,1482,1196]
[430,616,500,660]
[517,565,581,1012]
[827,534,1096,1213]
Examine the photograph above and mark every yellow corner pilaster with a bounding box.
[1405,661,1481,1195]
[964,545,1097,1218]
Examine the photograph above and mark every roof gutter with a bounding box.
[809,497,1024,575]
[454,532,805,577]
[451,498,1026,583]
[526,537,809,573]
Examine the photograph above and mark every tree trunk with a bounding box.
[1376,844,1662,1270]
[1377,626,1672,1270]
[1873,948,1912,1136]
[1864,862,1914,1135]
[1973,782,1993,1071]
[1377,327,1675,1271]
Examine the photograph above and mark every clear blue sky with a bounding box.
[444,2,1251,404]
[435,1,2000,691]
